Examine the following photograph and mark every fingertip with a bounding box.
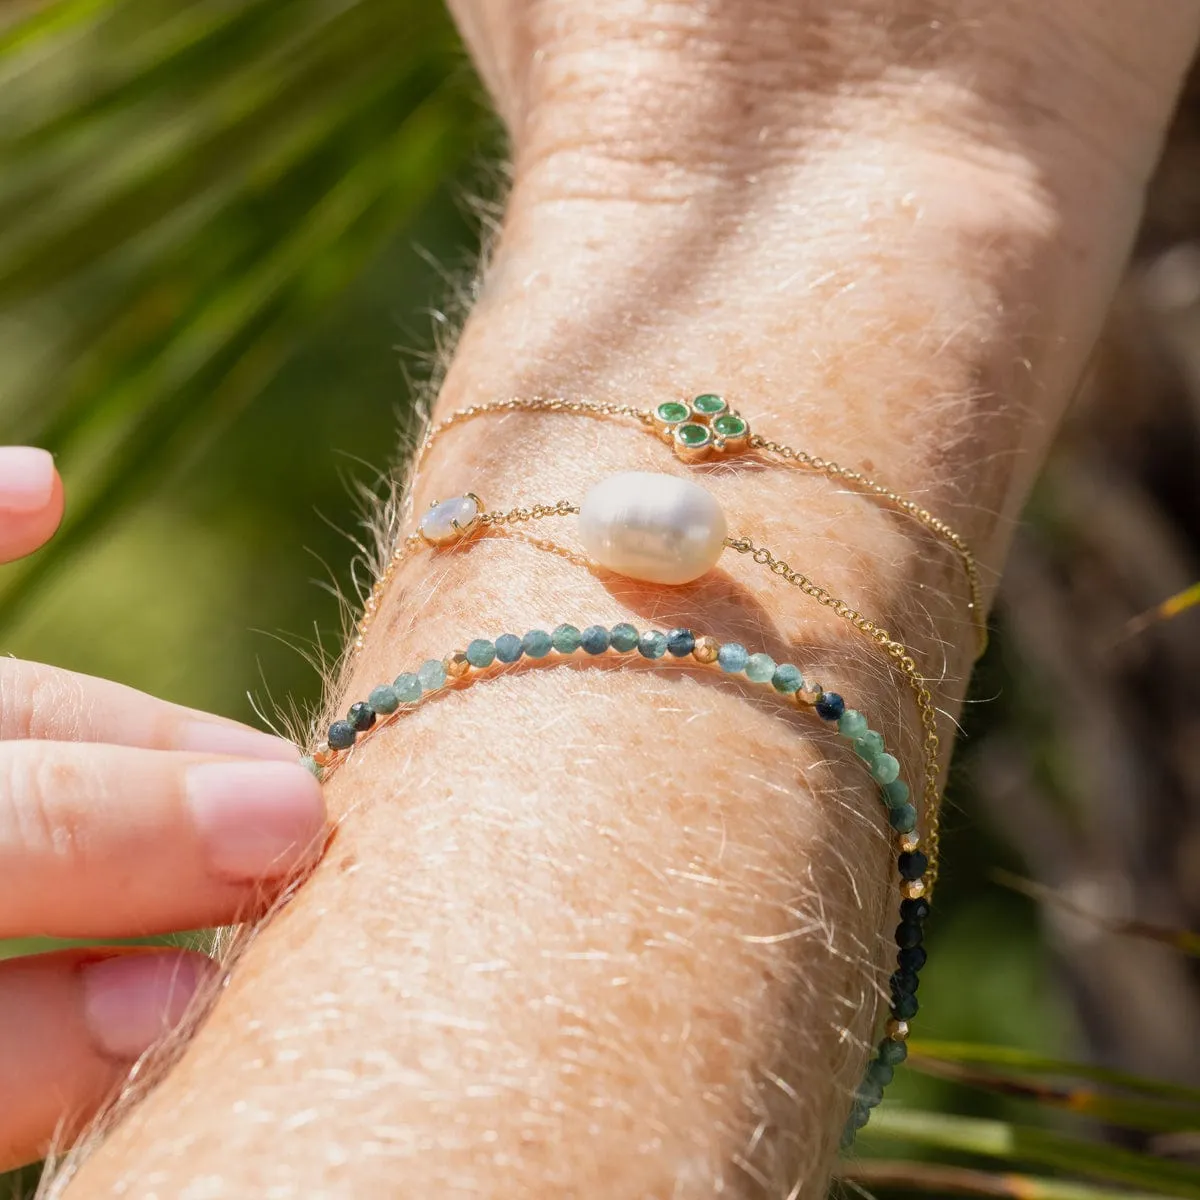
[0,447,56,514]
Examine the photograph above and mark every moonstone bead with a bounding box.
[419,494,479,545]
[578,471,727,586]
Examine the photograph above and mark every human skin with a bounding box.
[52,3,1200,1197]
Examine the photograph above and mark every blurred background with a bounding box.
[1,3,1198,1197]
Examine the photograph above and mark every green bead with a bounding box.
[368,684,400,714]
[856,1078,885,1108]
[889,803,917,833]
[675,423,711,448]
[638,630,668,659]
[656,400,690,425]
[522,630,553,658]
[838,709,868,739]
[854,730,886,759]
[712,413,747,438]
[417,659,446,691]
[552,623,582,653]
[745,653,776,683]
[878,1039,908,1066]
[610,622,640,653]
[691,392,727,416]
[466,639,496,668]
[771,663,803,694]
[871,753,901,785]
[718,642,748,672]
[301,755,321,778]
[867,1060,895,1087]
[883,779,910,809]
[394,672,422,703]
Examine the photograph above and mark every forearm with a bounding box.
[58,5,1199,1197]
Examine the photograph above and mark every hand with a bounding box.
[0,447,328,1171]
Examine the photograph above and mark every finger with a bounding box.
[0,947,213,1171]
[0,447,64,563]
[0,742,327,938]
[0,657,299,761]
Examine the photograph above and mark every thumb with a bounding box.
[0,448,65,564]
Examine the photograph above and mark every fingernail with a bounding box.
[185,761,326,881]
[0,447,55,513]
[177,720,300,762]
[81,952,211,1061]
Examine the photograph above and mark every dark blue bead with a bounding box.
[897,945,927,973]
[580,624,611,655]
[878,1039,908,1067]
[666,627,696,657]
[895,921,923,949]
[892,993,919,1020]
[867,1060,895,1087]
[347,702,376,732]
[900,897,930,924]
[495,633,523,663]
[815,692,845,721]
[898,850,929,881]
[890,970,920,999]
[327,720,356,750]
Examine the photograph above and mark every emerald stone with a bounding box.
[712,413,747,438]
[838,709,869,739]
[466,639,496,668]
[394,672,422,702]
[691,393,727,416]
[368,684,400,714]
[771,663,803,694]
[656,401,690,425]
[871,753,901,785]
[552,623,582,653]
[675,423,712,448]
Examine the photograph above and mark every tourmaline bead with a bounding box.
[815,692,846,721]
[853,730,886,759]
[898,945,927,973]
[745,652,775,683]
[871,753,902,785]
[394,672,422,702]
[418,659,447,691]
[899,850,929,880]
[900,897,930,924]
[867,1060,895,1088]
[850,1101,872,1127]
[348,701,376,732]
[856,1078,885,1107]
[883,778,911,808]
[892,993,920,1020]
[466,639,496,668]
[495,633,523,663]
[610,622,640,653]
[771,663,804,694]
[895,922,923,951]
[889,804,918,833]
[718,642,748,673]
[580,625,611,655]
[327,720,356,750]
[522,630,553,659]
[638,630,668,659]
[838,709,868,739]
[368,684,400,715]
[552,623,582,653]
[878,1039,908,1067]
[666,627,696,657]
[891,970,920,998]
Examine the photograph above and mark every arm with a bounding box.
[57,4,1200,1196]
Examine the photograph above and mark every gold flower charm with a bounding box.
[651,394,751,463]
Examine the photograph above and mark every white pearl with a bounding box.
[419,494,480,545]
[578,472,727,585]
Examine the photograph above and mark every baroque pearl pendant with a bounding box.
[578,472,727,585]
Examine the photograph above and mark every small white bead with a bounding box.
[578,472,727,585]
[419,494,479,545]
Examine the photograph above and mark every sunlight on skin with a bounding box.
[54,3,1200,1196]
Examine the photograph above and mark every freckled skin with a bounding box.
[54,3,1200,1198]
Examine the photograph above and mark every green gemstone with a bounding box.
[883,779,910,809]
[854,730,886,760]
[871,752,901,785]
[691,393,727,416]
[368,684,400,714]
[771,663,804,694]
[745,652,776,683]
[552,623,582,653]
[610,622,640,652]
[466,639,496,668]
[656,401,690,425]
[417,659,446,691]
[712,413,747,438]
[675,423,712,448]
[890,803,918,833]
[838,709,869,739]
[394,672,422,702]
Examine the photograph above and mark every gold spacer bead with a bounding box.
[353,638,364,652]
[885,1018,910,1042]
[900,878,927,900]
[898,831,921,854]
[445,650,471,679]
[795,681,823,706]
[313,743,337,768]
[692,635,720,665]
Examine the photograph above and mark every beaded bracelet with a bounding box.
[410,393,987,657]
[302,621,930,1148]
[352,469,946,890]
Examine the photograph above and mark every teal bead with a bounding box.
[878,1039,908,1066]
[552,623,582,653]
[638,631,667,659]
[466,639,496,668]
[368,684,400,714]
[301,755,321,778]
[394,672,422,703]
[610,622,640,652]
[871,753,901,785]
[745,652,776,683]
[856,1078,885,1108]
[889,803,918,833]
[580,624,611,655]
[495,633,523,663]
[522,630,553,658]
[718,642,748,673]
[883,779,910,809]
[854,730,886,760]
[771,663,804,694]
[417,659,446,691]
[838,709,868,739]
[867,1060,895,1087]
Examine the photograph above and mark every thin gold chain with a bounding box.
[410,396,986,657]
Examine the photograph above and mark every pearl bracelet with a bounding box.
[303,621,929,1149]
